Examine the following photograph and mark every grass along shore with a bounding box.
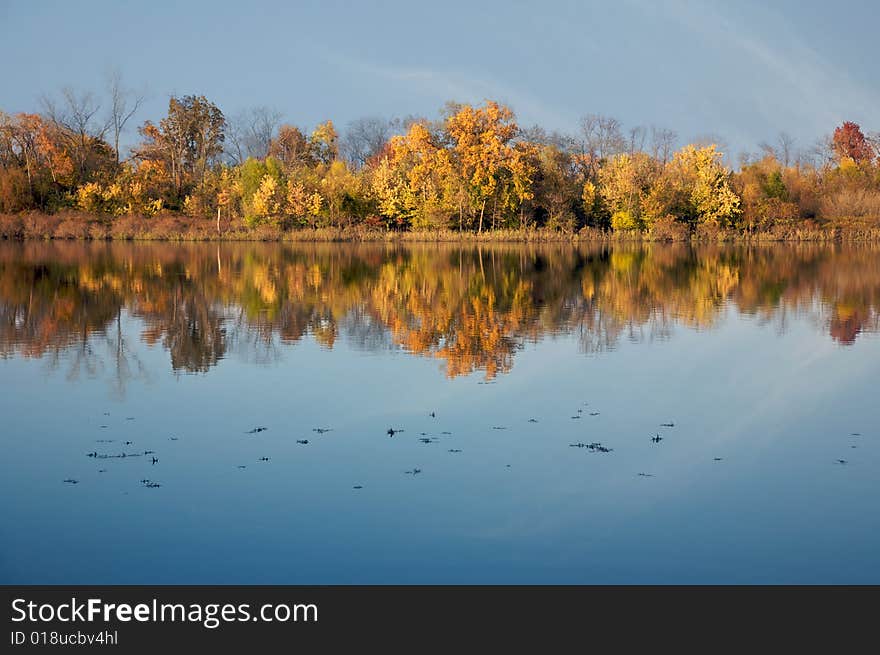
[2,211,880,243]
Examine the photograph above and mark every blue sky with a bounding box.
[1,0,877,159]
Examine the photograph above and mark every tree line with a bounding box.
[2,79,879,235]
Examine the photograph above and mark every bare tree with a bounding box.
[868,132,880,161]
[340,116,396,167]
[577,114,626,176]
[41,87,111,179]
[692,132,730,164]
[649,126,677,164]
[737,151,753,169]
[757,140,777,160]
[0,112,37,191]
[225,121,245,165]
[627,125,647,155]
[579,114,625,159]
[806,134,836,169]
[106,70,145,165]
[226,106,282,164]
[758,131,796,166]
[776,132,796,167]
[519,124,572,151]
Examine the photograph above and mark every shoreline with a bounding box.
[2,212,880,243]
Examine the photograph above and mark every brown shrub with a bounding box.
[88,221,111,240]
[647,215,690,241]
[0,167,31,213]
[147,215,187,239]
[819,188,880,225]
[693,222,728,241]
[0,214,24,239]
[250,224,284,241]
[110,214,149,239]
[54,218,90,239]
[23,212,63,238]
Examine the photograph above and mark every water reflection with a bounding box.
[2,240,880,585]
[1,242,878,381]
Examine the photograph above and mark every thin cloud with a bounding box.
[320,47,579,131]
[660,0,879,133]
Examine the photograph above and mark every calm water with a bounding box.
[1,241,878,584]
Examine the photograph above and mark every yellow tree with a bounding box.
[310,120,339,165]
[503,142,537,229]
[668,145,741,227]
[405,123,455,228]
[597,152,660,230]
[250,175,284,224]
[285,179,323,223]
[213,166,239,230]
[370,143,418,227]
[445,101,519,232]
[371,122,455,229]
[319,160,366,227]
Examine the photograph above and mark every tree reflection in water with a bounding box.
[1,241,878,394]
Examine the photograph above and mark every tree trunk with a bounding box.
[478,199,486,233]
[24,150,33,192]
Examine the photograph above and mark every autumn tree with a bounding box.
[0,112,78,209]
[268,125,312,169]
[371,121,453,229]
[239,156,284,224]
[832,121,874,164]
[531,144,581,231]
[135,95,226,200]
[598,152,662,230]
[503,143,538,229]
[732,155,800,230]
[370,130,421,228]
[0,113,34,210]
[0,112,36,208]
[320,160,370,227]
[310,121,338,165]
[445,101,520,232]
[668,144,741,227]
[40,87,114,184]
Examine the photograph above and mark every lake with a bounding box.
[1,241,878,584]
